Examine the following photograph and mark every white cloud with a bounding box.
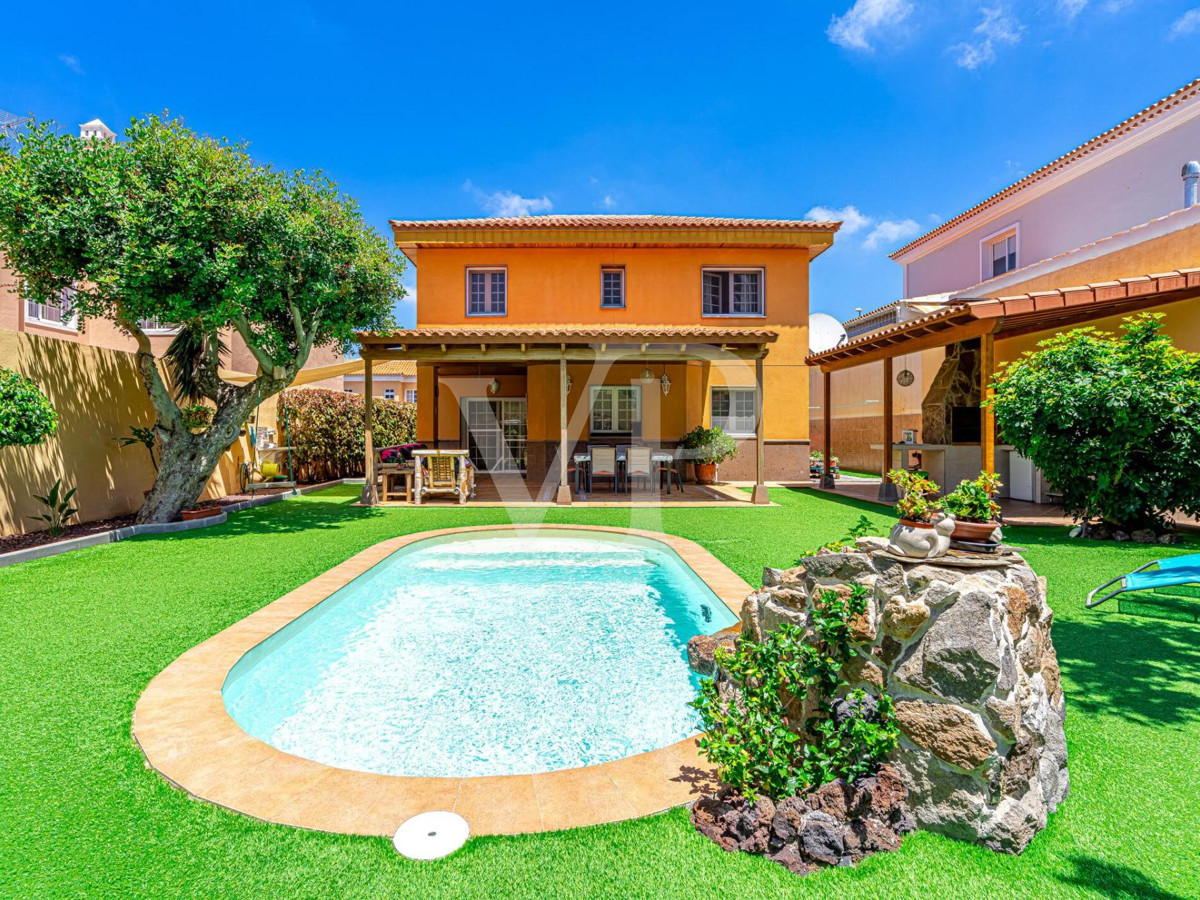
[827,0,914,51]
[463,180,552,217]
[600,194,617,209]
[58,54,83,74]
[806,204,873,235]
[863,218,921,250]
[950,6,1025,69]
[806,205,922,251]
[1057,0,1087,19]
[1169,7,1200,39]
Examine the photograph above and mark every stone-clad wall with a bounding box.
[748,542,1068,854]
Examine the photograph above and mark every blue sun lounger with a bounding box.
[1086,553,1200,608]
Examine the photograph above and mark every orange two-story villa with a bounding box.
[357,215,839,504]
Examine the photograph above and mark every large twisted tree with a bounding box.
[0,116,402,522]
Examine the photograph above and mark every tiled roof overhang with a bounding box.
[806,268,1200,371]
[358,325,778,361]
[890,77,1200,260]
[389,214,839,231]
[388,215,841,263]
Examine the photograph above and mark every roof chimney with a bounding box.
[79,118,116,142]
[1184,161,1200,209]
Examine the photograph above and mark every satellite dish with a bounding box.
[809,313,848,354]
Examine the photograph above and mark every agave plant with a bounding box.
[27,479,78,537]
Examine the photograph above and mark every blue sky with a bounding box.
[2,1,1198,325]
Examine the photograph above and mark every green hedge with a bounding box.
[0,367,58,447]
[280,388,416,483]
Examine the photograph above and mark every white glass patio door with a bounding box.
[463,398,527,472]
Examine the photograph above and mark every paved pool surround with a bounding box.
[132,524,752,836]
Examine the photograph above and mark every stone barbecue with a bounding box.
[741,540,1069,854]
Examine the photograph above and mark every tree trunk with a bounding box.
[136,428,235,523]
[133,350,288,524]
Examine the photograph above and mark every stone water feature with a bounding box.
[737,541,1069,855]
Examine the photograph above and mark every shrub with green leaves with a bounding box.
[0,367,58,447]
[942,472,1002,523]
[991,314,1200,530]
[27,479,78,537]
[693,583,899,799]
[282,388,416,482]
[680,425,738,464]
[889,469,942,523]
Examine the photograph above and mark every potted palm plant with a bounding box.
[681,425,738,485]
[942,472,1003,543]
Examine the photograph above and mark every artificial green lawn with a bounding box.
[2,485,1198,899]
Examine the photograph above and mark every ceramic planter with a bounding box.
[951,519,1002,543]
[694,462,718,485]
[180,506,222,522]
[887,516,955,559]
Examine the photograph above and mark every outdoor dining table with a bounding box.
[573,450,679,494]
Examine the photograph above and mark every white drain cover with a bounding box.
[393,811,470,860]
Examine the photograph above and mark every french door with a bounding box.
[462,398,527,472]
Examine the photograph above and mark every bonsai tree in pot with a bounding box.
[942,472,1003,544]
[886,469,954,559]
[681,425,738,485]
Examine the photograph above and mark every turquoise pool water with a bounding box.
[222,530,738,778]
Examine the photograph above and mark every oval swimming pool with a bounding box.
[222,530,738,778]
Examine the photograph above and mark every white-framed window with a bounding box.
[601,267,625,308]
[384,388,396,400]
[404,389,417,403]
[981,226,1018,280]
[25,287,78,330]
[466,267,507,316]
[702,268,764,316]
[711,386,757,436]
[138,317,179,334]
[589,385,641,434]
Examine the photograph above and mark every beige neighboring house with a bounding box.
[0,118,345,386]
[0,116,343,534]
[342,359,416,403]
[811,77,1200,497]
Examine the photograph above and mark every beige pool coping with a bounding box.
[132,524,752,837]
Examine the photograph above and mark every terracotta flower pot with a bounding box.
[694,462,718,485]
[180,506,222,522]
[899,518,934,530]
[951,519,1001,543]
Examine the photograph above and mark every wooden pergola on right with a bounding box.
[805,269,1200,500]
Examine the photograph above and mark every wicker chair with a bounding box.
[413,450,471,505]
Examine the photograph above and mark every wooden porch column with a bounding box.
[820,369,836,489]
[431,364,440,450]
[878,356,898,502]
[360,356,378,505]
[751,353,769,505]
[981,332,996,476]
[556,356,572,505]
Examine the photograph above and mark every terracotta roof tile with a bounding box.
[389,214,839,231]
[365,360,416,376]
[359,325,778,344]
[807,268,1200,366]
[890,77,1200,260]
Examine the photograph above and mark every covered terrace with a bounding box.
[356,325,778,506]
[806,268,1200,501]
